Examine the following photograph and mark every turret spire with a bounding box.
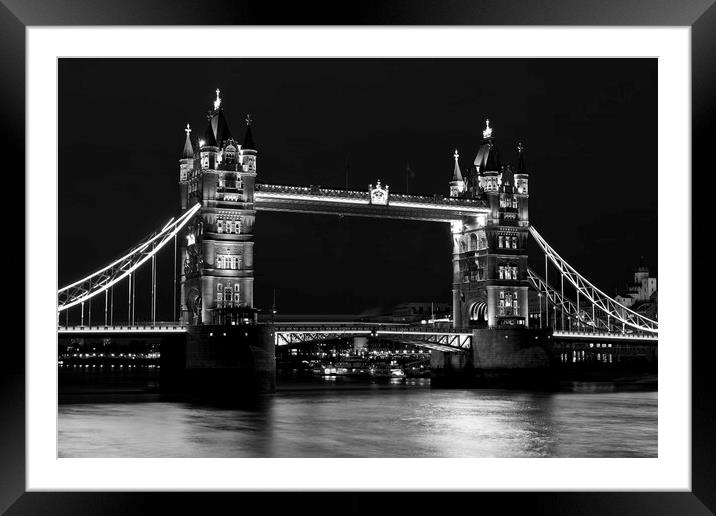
[243,114,256,150]
[452,149,463,182]
[482,118,493,140]
[214,88,222,111]
[474,118,501,172]
[182,123,194,159]
[516,141,527,174]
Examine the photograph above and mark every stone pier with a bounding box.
[160,324,276,397]
[430,327,557,388]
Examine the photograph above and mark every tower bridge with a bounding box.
[58,90,658,391]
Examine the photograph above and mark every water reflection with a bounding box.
[58,375,657,458]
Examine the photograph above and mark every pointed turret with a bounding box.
[474,119,501,172]
[475,119,501,193]
[205,89,232,148]
[182,123,194,159]
[514,142,529,196]
[179,123,194,182]
[243,114,256,150]
[449,149,466,197]
[516,141,527,174]
[202,120,218,148]
[240,114,257,175]
[452,149,463,182]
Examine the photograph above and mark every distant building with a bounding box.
[616,258,657,320]
[391,302,450,323]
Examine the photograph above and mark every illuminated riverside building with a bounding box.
[450,120,530,329]
[179,90,257,325]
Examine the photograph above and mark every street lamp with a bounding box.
[538,293,543,329]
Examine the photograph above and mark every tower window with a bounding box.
[215,254,241,270]
[499,236,505,248]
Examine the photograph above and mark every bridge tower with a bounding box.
[450,120,530,329]
[178,90,257,325]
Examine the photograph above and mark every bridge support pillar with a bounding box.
[430,327,556,388]
[160,324,276,398]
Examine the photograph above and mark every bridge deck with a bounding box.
[254,184,490,222]
[57,324,657,348]
[552,330,657,342]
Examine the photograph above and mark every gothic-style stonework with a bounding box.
[178,90,257,324]
[451,120,530,329]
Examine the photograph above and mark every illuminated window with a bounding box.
[216,256,224,269]
[216,292,223,302]
[233,293,240,303]
[217,219,223,233]
[217,283,222,292]
[499,235,505,248]
[512,236,518,249]
[234,284,240,292]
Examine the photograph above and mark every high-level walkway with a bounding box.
[254,183,490,222]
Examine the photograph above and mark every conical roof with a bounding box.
[211,109,232,148]
[202,120,217,147]
[451,149,463,182]
[474,119,500,172]
[516,142,527,174]
[243,120,256,150]
[182,124,194,159]
[474,142,501,172]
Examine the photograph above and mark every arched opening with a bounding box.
[469,301,488,327]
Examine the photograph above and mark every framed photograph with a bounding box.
[4,0,713,513]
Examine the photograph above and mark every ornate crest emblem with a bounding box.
[369,180,389,205]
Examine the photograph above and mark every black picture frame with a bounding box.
[3,1,713,513]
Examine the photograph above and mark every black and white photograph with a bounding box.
[56,57,659,459]
[3,2,712,509]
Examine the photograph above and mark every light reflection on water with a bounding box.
[58,377,657,458]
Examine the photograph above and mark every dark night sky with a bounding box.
[59,58,657,320]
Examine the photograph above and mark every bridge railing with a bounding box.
[255,183,488,209]
[553,329,657,340]
[58,321,187,331]
[272,324,469,334]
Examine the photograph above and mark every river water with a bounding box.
[58,372,657,458]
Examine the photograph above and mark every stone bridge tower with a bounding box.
[450,120,530,329]
[178,90,258,325]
